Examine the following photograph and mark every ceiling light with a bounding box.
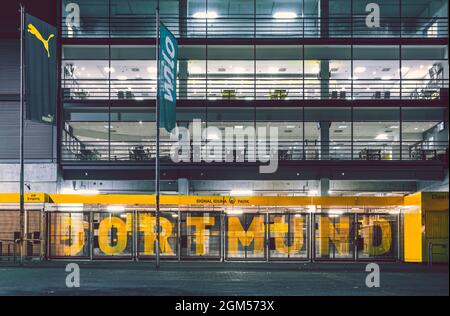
[60,188,99,195]
[354,66,366,73]
[104,125,113,129]
[117,75,127,80]
[273,12,298,19]
[338,125,348,129]
[103,67,115,73]
[390,125,399,129]
[375,133,389,140]
[230,189,253,196]
[226,209,244,215]
[107,205,125,212]
[193,11,218,19]
[286,125,296,129]
[382,76,392,80]
[189,66,202,74]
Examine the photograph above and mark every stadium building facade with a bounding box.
[0,0,449,262]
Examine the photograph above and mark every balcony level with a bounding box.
[59,0,449,41]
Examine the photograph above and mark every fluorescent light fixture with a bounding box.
[61,188,99,195]
[193,11,218,19]
[226,209,244,215]
[117,75,127,80]
[273,12,297,19]
[338,125,348,129]
[134,97,144,101]
[189,66,202,74]
[232,66,245,73]
[230,189,253,196]
[107,205,125,212]
[382,76,392,80]
[234,125,244,129]
[286,125,296,129]
[375,133,389,140]
[354,66,366,73]
[103,66,115,73]
[390,125,399,129]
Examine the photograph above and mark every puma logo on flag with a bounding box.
[27,23,55,58]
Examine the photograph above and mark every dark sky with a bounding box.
[1,0,57,38]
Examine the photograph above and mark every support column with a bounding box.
[320,0,329,38]
[179,0,188,37]
[319,178,330,196]
[319,121,330,160]
[179,61,188,99]
[320,60,330,100]
[178,178,189,195]
[178,1,189,99]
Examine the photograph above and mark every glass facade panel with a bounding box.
[49,212,90,258]
[269,213,308,259]
[45,211,403,261]
[93,212,133,257]
[314,214,355,260]
[181,212,221,258]
[62,0,449,38]
[137,212,178,257]
[356,214,398,260]
[226,214,266,259]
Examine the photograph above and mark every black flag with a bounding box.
[25,14,57,124]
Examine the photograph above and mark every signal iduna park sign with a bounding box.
[49,212,397,260]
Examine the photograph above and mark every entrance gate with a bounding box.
[46,210,399,262]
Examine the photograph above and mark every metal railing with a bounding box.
[60,16,449,39]
[61,140,449,163]
[61,78,449,101]
[428,241,449,266]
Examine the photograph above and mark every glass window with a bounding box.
[256,45,303,100]
[269,213,308,259]
[314,214,355,260]
[181,212,221,258]
[353,107,401,160]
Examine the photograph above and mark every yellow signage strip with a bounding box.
[0,193,407,207]
[0,193,47,203]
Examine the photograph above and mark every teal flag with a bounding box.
[25,14,57,125]
[158,23,177,133]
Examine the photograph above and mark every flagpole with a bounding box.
[19,4,25,266]
[155,6,161,270]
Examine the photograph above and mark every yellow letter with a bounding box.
[271,216,304,255]
[98,216,128,255]
[227,216,265,257]
[318,215,351,256]
[55,214,86,256]
[361,217,392,256]
[138,213,174,255]
[187,215,215,255]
